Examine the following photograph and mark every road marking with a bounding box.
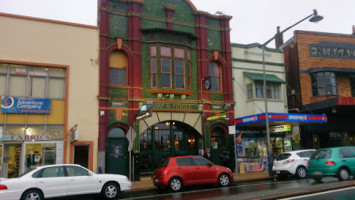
[279,186,355,200]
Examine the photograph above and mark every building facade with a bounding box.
[98,0,234,178]
[0,13,99,177]
[283,30,355,149]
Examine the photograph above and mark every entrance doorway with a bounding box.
[3,144,22,178]
[140,121,200,175]
[106,127,128,176]
[74,146,89,168]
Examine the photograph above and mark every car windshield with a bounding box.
[275,153,291,161]
[157,158,169,168]
[312,150,331,159]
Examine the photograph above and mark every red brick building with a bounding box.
[282,29,355,148]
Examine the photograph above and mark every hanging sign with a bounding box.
[270,125,291,133]
[207,113,227,121]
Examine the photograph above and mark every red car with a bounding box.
[153,155,233,192]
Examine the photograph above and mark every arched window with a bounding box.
[209,62,222,91]
[110,51,127,85]
[108,128,126,138]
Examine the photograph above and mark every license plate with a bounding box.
[314,171,322,175]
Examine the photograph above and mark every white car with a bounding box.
[0,164,131,200]
[272,149,316,179]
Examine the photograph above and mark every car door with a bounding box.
[192,157,217,184]
[35,166,68,198]
[175,157,195,185]
[339,148,355,174]
[65,165,99,196]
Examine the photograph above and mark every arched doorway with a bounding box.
[106,127,129,176]
[139,121,201,175]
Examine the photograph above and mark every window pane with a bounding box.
[42,166,64,178]
[0,75,6,96]
[110,68,126,85]
[161,47,171,57]
[9,76,26,97]
[152,74,157,87]
[151,59,157,72]
[311,72,337,96]
[247,84,253,99]
[5,125,25,136]
[175,60,184,74]
[47,125,64,140]
[0,64,8,73]
[49,78,65,99]
[161,59,171,73]
[210,77,220,91]
[161,74,171,87]
[151,46,157,56]
[174,48,184,58]
[48,68,65,78]
[175,75,185,89]
[209,62,221,91]
[31,77,46,98]
[273,84,280,99]
[66,166,89,176]
[266,84,272,98]
[255,82,263,98]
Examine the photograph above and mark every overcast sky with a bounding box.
[0,0,354,48]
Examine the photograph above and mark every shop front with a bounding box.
[235,112,327,173]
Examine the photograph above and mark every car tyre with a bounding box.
[101,182,120,200]
[169,177,182,192]
[338,168,350,181]
[296,166,307,179]
[218,173,230,187]
[21,189,43,200]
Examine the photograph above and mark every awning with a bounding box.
[235,112,327,127]
[243,72,285,83]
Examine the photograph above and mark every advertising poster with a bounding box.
[1,96,51,114]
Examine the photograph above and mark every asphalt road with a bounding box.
[280,186,355,200]
[52,177,355,200]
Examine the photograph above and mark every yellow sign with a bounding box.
[270,124,291,133]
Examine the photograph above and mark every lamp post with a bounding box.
[262,9,323,176]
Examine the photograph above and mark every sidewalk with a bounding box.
[130,172,272,191]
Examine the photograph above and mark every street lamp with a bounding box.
[262,9,323,176]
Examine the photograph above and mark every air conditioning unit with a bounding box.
[70,129,79,143]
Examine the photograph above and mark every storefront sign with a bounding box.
[309,42,355,60]
[207,113,227,121]
[270,125,291,133]
[1,135,51,141]
[153,103,198,111]
[235,113,327,126]
[1,96,51,114]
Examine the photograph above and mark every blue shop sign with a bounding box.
[1,96,51,114]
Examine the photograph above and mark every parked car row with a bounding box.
[273,146,355,182]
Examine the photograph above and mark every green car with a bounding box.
[307,146,355,182]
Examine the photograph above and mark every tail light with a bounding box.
[306,162,310,166]
[282,159,295,164]
[325,161,336,166]
[0,185,8,190]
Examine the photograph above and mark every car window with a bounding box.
[312,150,331,159]
[176,157,194,166]
[193,157,210,166]
[65,166,90,176]
[38,166,65,178]
[339,148,355,158]
[157,158,169,168]
[299,151,315,158]
[276,153,291,161]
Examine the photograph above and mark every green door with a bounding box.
[106,138,128,176]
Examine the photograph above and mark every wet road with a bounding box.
[54,177,355,200]
[281,186,355,200]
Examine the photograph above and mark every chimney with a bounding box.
[275,26,284,49]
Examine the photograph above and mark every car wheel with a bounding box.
[101,182,120,200]
[218,173,230,187]
[296,166,307,179]
[21,189,43,200]
[312,176,323,183]
[338,168,350,181]
[169,177,182,192]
